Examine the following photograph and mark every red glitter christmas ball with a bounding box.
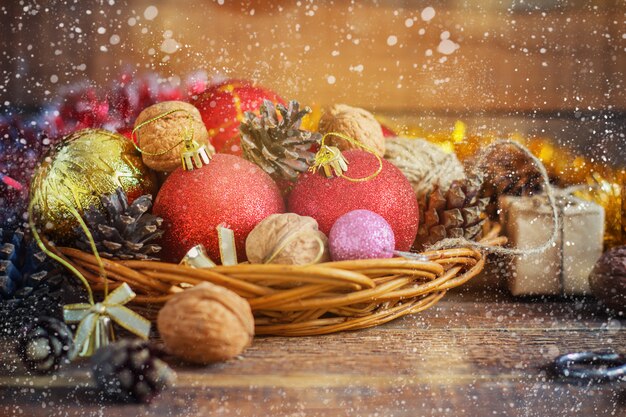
[153,154,285,262]
[191,80,284,155]
[381,123,397,138]
[287,150,419,251]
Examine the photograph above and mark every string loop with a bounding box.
[28,197,103,304]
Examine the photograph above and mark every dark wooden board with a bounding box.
[0,292,623,417]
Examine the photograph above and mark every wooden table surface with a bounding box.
[0,290,623,417]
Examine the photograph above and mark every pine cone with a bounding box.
[75,189,163,260]
[17,316,73,374]
[91,339,176,404]
[479,143,542,218]
[240,99,321,181]
[414,177,489,250]
[0,273,87,337]
[1,228,46,298]
[0,227,86,336]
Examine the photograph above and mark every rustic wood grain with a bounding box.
[1,3,624,414]
[1,1,625,113]
[0,293,623,417]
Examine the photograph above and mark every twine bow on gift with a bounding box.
[64,283,151,358]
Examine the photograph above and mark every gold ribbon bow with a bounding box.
[64,283,151,358]
[181,225,238,268]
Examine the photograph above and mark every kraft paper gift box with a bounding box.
[499,194,605,296]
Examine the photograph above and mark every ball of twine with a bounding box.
[318,104,386,157]
[134,101,214,173]
[246,213,329,265]
[384,137,466,200]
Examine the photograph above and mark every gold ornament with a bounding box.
[30,129,158,242]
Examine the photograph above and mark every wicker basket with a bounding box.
[53,224,505,336]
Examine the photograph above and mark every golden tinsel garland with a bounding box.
[382,120,600,186]
[574,170,625,249]
[301,103,322,132]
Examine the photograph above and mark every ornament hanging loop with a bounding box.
[310,132,383,182]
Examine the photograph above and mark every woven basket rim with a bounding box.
[52,223,506,336]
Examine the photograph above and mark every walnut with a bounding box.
[157,282,254,364]
[318,104,385,157]
[134,101,215,173]
[246,213,329,265]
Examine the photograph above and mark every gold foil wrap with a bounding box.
[29,128,157,242]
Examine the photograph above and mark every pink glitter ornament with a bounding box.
[329,210,395,261]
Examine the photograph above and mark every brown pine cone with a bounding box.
[414,176,489,250]
[91,339,176,404]
[240,99,321,181]
[479,143,542,218]
[74,188,163,260]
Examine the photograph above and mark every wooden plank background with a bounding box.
[1,0,625,113]
[0,292,624,417]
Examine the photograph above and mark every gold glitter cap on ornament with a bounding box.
[180,138,211,171]
[29,129,158,243]
[309,132,383,182]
